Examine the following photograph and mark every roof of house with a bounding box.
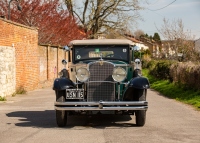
[125,36,140,43]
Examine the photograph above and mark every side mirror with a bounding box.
[135,58,141,64]
[135,58,141,70]
[63,46,70,51]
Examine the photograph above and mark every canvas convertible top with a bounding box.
[68,39,134,46]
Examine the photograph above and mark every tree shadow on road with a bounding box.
[6,110,138,129]
[6,110,57,128]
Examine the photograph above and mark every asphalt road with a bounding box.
[0,87,200,143]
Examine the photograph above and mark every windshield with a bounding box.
[73,45,129,63]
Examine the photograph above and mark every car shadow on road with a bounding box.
[6,110,138,128]
[67,114,137,129]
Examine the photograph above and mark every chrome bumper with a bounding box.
[54,101,148,111]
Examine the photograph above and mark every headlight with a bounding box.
[76,68,90,82]
[112,67,127,82]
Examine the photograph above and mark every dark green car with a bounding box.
[53,39,150,127]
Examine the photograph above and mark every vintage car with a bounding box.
[53,39,150,127]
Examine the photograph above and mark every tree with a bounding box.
[140,33,149,39]
[0,0,86,45]
[134,29,145,39]
[64,0,143,39]
[159,18,197,61]
[153,33,161,42]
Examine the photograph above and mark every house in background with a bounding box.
[161,40,176,58]
[161,39,196,60]
[124,34,149,50]
[139,36,160,58]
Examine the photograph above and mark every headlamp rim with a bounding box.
[75,67,90,82]
[112,67,127,82]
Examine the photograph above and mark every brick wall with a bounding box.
[38,45,67,88]
[0,18,39,91]
[38,45,48,84]
[0,46,16,97]
[0,18,69,96]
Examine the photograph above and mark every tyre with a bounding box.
[135,89,146,126]
[56,90,67,127]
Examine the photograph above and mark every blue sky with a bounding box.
[136,0,200,40]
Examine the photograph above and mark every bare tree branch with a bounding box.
[82,0,89,24]
[64,0,143,38]
[159,18,196,61]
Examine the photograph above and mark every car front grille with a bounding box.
[87,61,115,101]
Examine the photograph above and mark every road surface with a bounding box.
[0,87,200,143]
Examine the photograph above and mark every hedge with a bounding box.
[170,62,200,90]
[143,60,200,90]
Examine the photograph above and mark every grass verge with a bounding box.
[142,69,200,110]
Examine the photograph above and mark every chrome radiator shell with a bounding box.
[87,61,115,101]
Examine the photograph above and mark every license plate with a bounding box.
[66,89,84,99]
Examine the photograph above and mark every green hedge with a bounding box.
[143,60,175,80]
[143,60,200,90]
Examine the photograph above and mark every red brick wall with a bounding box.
[38,45,68,88]
[48,47,57,80]
[0,18,69,92]
[38,45,48,84]
[0,18,39,91]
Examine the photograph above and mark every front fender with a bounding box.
[53,77,75,90]
[129,76,150,89]
[123,77,149,101]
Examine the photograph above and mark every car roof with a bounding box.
[68,39,134,46]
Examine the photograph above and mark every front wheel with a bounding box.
[135,89,146,126]
[56,90,67,127]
